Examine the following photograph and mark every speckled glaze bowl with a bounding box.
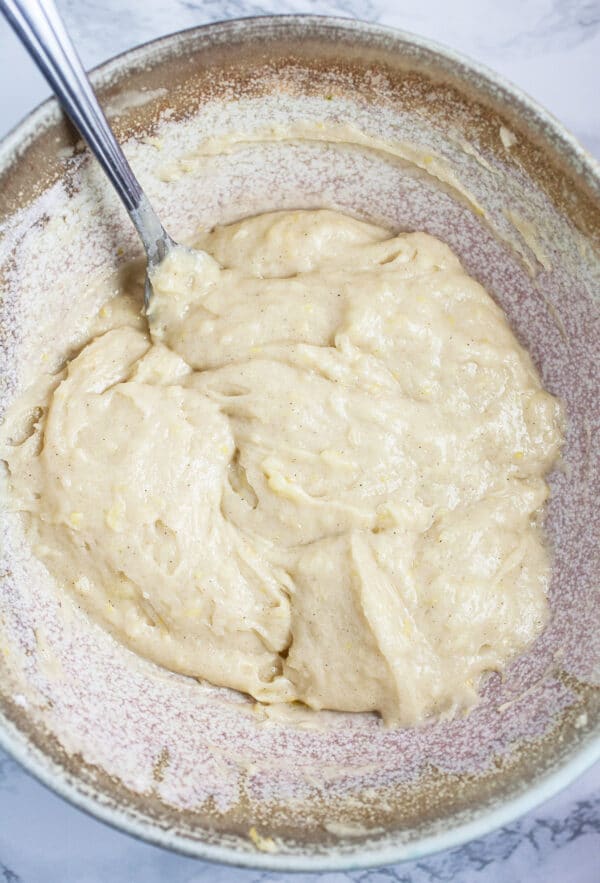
[0,16,598,872]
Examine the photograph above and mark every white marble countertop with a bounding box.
[0,1,598,881]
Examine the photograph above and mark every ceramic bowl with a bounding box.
[0,15,598,872]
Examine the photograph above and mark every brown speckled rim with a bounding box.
[0,15,598,872]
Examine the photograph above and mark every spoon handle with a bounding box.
[0,0,170,259]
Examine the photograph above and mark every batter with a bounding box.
[2,210,564,725]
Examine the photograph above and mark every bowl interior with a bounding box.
[0,17,598,869]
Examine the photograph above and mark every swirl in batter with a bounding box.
[3,210,563,725]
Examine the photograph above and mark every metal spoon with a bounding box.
[1,0,176,309]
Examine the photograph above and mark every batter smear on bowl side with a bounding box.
[2,209,564,725]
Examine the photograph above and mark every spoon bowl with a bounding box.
[0,14,598,872]
[1,0,181,310]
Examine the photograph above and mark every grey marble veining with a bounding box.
[0,1,598,881]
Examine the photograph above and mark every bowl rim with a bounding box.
[0,13,598,872]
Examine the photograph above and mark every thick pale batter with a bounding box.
[2,210,564,725]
